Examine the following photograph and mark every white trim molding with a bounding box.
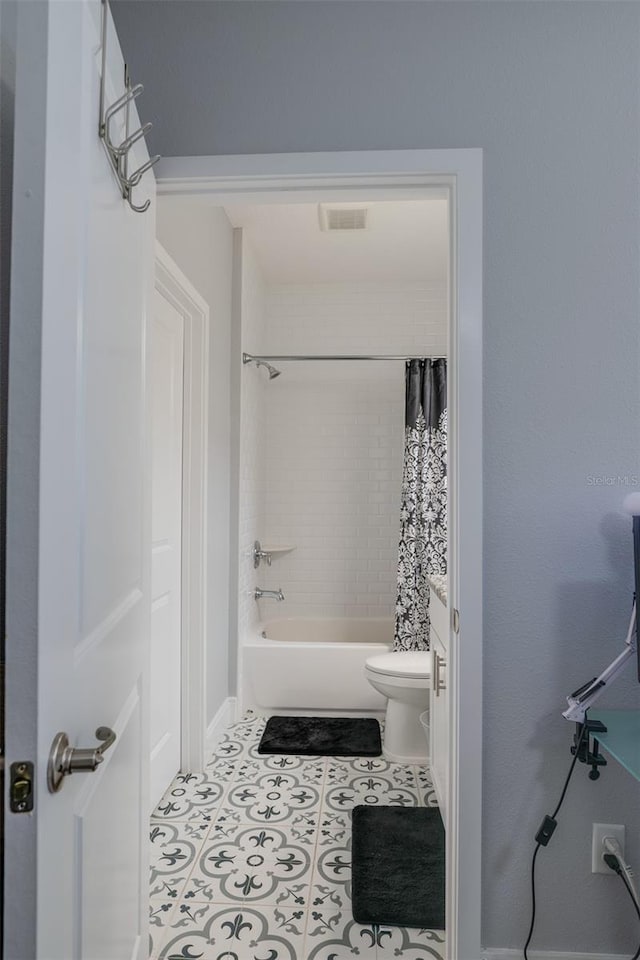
[156,149,474,203]
[445,152,483,960]
[155,241,210,774]
[157,149,483,960]
[206,697,239,752]
[483,950,629,960]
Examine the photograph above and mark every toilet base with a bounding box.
[382,744,430,764]
[382,697,429,764]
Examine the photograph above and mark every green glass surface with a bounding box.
[591,710,640,782]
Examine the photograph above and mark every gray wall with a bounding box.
[0,0,16,948]
[1,0,16,646]
[113,2,640,954]
[155,200,235,727]
[3,3,48,955]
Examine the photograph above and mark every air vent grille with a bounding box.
[319,205,369,232]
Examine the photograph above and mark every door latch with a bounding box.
[10,761,34,813]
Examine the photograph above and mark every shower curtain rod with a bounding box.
[242,353,446,363]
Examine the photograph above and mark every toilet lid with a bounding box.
[366,651,431,679]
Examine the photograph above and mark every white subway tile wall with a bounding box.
[264,281,447,357]
[258,281,447,620]
[238,239,267,646]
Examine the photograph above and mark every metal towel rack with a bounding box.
[98,0,160,213]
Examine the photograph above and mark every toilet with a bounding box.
[364,651,431,763]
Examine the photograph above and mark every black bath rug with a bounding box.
[352,805,445,929]
[257,716,382,757]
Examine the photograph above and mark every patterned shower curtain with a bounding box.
[393,359,447,652]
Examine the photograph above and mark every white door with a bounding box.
[150,291,185,807]
[5,2,155,958]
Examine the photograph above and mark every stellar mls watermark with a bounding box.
[586,474,639,487]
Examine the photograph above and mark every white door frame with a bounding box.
[157,149,483,960]
[154,242,210,773]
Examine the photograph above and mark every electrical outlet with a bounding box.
[592,823,625,874]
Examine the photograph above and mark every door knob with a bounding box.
[47,726,116,793]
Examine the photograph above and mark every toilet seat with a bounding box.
[365,651,431,679]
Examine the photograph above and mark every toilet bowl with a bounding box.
[364,651,431,763]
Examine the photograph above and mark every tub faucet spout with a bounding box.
[254,587,285,601]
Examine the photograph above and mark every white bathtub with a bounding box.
[242,617,392,715]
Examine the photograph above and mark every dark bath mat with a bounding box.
[352,805,445,929]
[258,716,382,757]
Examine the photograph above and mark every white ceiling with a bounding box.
[224,198,449,284]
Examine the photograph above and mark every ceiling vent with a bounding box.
[318,204,369,232]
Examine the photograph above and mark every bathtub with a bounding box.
[242,617,392,715]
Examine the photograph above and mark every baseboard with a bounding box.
[206,696,238,752]
[483,948,628,960]
[129,934,142,960]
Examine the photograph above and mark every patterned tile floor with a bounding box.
[148,713,446,960]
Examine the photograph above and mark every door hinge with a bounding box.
[452,608,460,634]
[9,760,34,813]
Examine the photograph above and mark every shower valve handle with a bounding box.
[253,540,272,568]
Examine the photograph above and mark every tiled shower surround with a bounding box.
[237,266,449,629]
[149,713,446,959]
[263,377,404,619]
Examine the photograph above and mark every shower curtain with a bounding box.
[393,358,447,652]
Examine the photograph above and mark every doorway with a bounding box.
[150,275,184,805]
[156,149,483,959]
[152,243,210,803]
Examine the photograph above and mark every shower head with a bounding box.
[243,353,282,379]
[256,360,281,380]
